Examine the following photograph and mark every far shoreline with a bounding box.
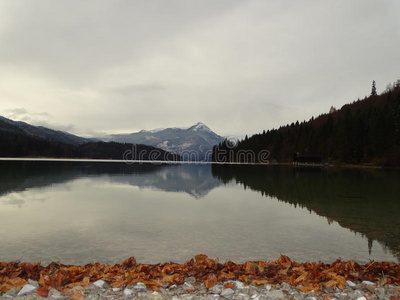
[1,157,399,170]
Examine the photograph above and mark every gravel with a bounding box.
[1,279,399,300]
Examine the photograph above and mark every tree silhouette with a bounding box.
[371,80,377,96]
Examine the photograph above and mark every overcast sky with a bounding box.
[0,0,399,137]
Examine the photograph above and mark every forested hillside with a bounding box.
[213,82,400,166]
[0,119,180,161]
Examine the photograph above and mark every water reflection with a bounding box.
[211,165,400,261]
[0,160,399,264]
[0,161,221,200]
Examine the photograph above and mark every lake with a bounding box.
[0,160,399,265]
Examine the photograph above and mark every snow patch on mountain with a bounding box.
[103,122,224,161]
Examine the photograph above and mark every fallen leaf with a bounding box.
[36,286,50,298]
[224,282,234,289]
[252,280,268,285]
[204,273,218,289]
[68,289,85,300]
[294,272,309,285]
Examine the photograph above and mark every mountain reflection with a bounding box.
[0,161,220,199]
[211,164,400,261]
[1,160,399,261]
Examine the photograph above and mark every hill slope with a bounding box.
[0,116,91,146]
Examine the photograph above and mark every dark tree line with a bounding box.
[0,120,180,161]
[213,83,400,167]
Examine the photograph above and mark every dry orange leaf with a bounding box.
[204,273,218,289]
[245,261,256,274]
[294,272,309,285]
[224,282,234,289]
[68,289,85,300]
[252,280,268,285]
[36,286,50,298]
[0,277,27,291]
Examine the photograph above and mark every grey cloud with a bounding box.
[3,108,75,133]
[0,0,399,137]
[108,82,166,96]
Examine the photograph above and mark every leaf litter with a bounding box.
[0,255,399,298]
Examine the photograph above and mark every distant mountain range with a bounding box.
[0,116,224,161]
[102,122,224,161]
[0,116,179,161]
[0,116,91,146]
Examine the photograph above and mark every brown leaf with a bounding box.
[325,279,338,288]
[68,289,85,300]
[297,284,315,293]
[121,257,137,269]
[0,277,27,291]
[146,279,161,291]
[36,286,50,298]
[244,262,256,275]
[66,277,90,289]
[335,275,346,290]
[195,254,208,263]
[252,280,268,285]
[224,282,234,289]
[161,273,180,284]
[204,273,218,289]
[294,272,309,285]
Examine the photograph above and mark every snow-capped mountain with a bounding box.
[103,122,224,161]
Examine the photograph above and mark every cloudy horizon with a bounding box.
[0,0,399,138]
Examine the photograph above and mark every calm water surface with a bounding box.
[0,160,399,265]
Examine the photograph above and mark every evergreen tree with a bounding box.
[371,80,377,96]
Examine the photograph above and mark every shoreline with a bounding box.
[1,157,399,170]
[1,255,399,299]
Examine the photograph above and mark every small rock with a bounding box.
[148,291,162,300]
[185,276,196,284]
[93,279,106,288]
[347,280,357,288]
[307,290,316,297]
[221,288,235,297]
[169,284,178,289]
[4,288,19,298]
[376,287,386,297]
[48,288,63,299]
[27,279,39,287]
[211,284,223,294]
[305,297,318,300]
[357,297,367,300]
[234,281,245,290]
[266,290,285,299]
[17,284,37,296]
[265,284,272,291]
[180,294,195,300]
[362,281,375,286]
[133,282,147,292]
[366,284,375,293]
[184,282,195,290]
[123,288,134,296]
[112,287,120,292]
[236,293,250,300]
